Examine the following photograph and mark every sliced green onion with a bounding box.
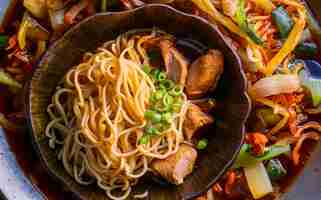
[272,6,294,39]
[145,126,159,135]
[142,64,152,74]
[299,69,321,107]
[156,71,167,81]
[161,112,172,124]
[144,110,162,124]
[0,35,9,49]
[169,85,183,96]
[172,102,182,112]
[163,93,174,107]
[267,159,287,180]
[139,135,149,144]
[160,80,174,90]
[233,143,290,168]
[152,69,161,80]
[197,138,208,150]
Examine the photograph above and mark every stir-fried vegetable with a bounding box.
[256,108,282,128]
[191,0,249,41]
[235,0,264,45]
[295,42,318,56]
[250,74,301,99]
[0,70,22,89]
[197,138,208,150]
[23,0,47,19]
[272,6,294,39]
[253,0,274,13]
[267,159,287,180]
[299,63,321,107]
[18,13,50,49]
[265,8,306,75]
[234,143,291,168]
[0,35,8,49]
[244,162,273,199]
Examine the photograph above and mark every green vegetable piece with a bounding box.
[272,6,294,39]
[267,159,287,180]
[156,72,167,81]
[152,69,161,80]
[0,70,22,89]
[160,80,175,90]
[299,69,321,107]
[235,0,264,45]
[0,35,8,49]
[139,135,149,144]
[233,143,290,168]
[256,108,282,127]
[172,102,182,112]
[163,94,174,110]
[169,85,183,96]
[144,110,162,124]
[161,112,172,124]
[145,126,159,135]
[197,138,208,150]
[152,89,165,101]
[295,42,318,56]
[142,65,152,74]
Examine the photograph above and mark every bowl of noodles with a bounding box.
[26,4,250,200]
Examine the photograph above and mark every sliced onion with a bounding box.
[250,74,301,98]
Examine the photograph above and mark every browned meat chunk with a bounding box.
[159,40,189,85]
[183,104,214,140]
[186,49,224,99]
[151,144,197,185]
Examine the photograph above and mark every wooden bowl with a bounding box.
[26,4,251,200]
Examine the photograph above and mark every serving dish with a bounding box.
[26,4,250,200]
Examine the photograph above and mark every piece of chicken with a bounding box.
[186,49,224,99]
[151,144,197,185]
[159,40,189,86]
[183,104,214,141]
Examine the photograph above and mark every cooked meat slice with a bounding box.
[151,144,197,185]
[186,49,224,99]
[159,40,189,85]
[183,104,214,141]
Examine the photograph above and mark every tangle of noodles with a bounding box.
[45,29,189,200]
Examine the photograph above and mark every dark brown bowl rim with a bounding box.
[25,4,251,200]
